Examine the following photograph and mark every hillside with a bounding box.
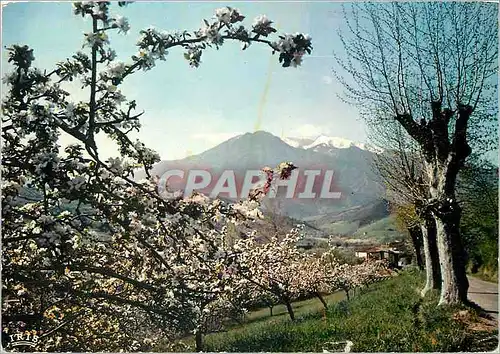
[353,215,406,243]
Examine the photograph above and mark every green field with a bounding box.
[161,270,498,352]
[354,215,405,243]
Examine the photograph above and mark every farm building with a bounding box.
[355,246,409,268]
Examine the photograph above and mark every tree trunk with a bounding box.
[284,301,295,321]
[408,225,424,269]
[420,216,441,296]
[315,292,328,309]
[269,306,273,317]
[426,158,469,305]
[428,217,441,290]
[344,288,350,301]
[433,206,469,305]
[195,331,203,352]
[396,100,472,306]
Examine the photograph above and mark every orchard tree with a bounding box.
[297,256,331,309]
[335,2,497,305]
[1,1,313,351]
[320,247,356,300]
[239,282,280,317]
[355,259,394,287]
[320,244,394,301]
[233,227,309,321]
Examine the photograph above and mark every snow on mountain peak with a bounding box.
[284,135,383,154]
[304,136,358,150]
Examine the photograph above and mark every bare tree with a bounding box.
[369,120,441,295]
[336,2,497,305]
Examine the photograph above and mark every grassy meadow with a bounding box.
[160,269,498,352]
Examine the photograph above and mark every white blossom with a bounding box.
[108,157,126,174]
[2,72,17,85]
[253,14,270,27]
[232,200,263,219]
[198,23,222,44]
[38,215,54,224]
[274,34,296,52]
[68,176,86,191]
[65,102,76,119]
[107,48,117,61]
[112,90,127,104]
[133,140,160,163]
[84,31,109,48]
[136,49,157,70]
[107,61,127,78]
[113,15,130,34]
[185,193,210,205]
[107,84,118,92]
[91,3,104,17]
[214,7,232,24]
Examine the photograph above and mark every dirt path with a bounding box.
[468,276,498,320]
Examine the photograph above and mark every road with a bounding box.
[468,276,498,320]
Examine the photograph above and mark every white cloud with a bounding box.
[191,132,242,146]
[288,124,331,138]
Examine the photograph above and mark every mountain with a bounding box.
[146,131,386,223]
[172,131,324,170]
[282,137,316,149]
[284,135,383,155]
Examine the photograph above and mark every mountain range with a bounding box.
[283,135,383,154]
[143,131,392,237]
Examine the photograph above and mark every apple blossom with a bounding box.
[2,1,315,351]
[106,60,127,78]
[112,15,130,34]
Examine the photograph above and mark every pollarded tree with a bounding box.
[1,1,312,351]
[369,120,441,295]
[393,203,424,269]
[335,2,497,305]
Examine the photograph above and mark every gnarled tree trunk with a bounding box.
[420,215,441,297]
[432,199,469,304]
[426,156,469,305]
[398,103,472,305]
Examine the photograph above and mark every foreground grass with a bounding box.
[164,270,498,352]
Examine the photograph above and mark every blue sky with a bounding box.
[2,1,366,160]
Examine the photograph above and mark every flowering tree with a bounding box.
[296,256,331,309]
[233,227,309,321]
[320,250,357,301]
[319,246,394,301]
[1,1,313,351]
